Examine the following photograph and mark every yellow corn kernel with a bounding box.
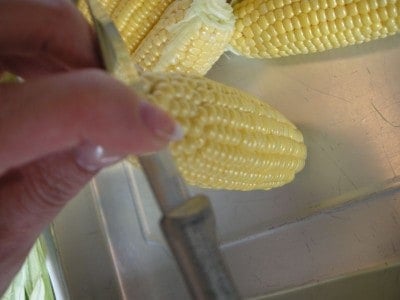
[77,0,118,23]
[112,0,175,54]
[130,73,307,191]
[132,0,235,75]
[229,0,400,58]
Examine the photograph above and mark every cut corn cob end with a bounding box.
[132,0,235,75]
[229,0,400,58]
[129,73,307,191]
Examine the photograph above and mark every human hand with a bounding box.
[0,0,180,294]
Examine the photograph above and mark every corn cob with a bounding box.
[130,73,307,191]
[111,0,175,54]
[78,0,174,54]
[230,0,400,58]
[132,0,235,75]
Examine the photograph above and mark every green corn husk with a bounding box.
[2,239,54,300]
[0,72,22,84]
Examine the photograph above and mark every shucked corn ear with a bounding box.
[230,0,400,58]
[130,73,307,191]
[133,0,235,75]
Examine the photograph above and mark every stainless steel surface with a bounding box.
[43,229,70,300]
[161,195,240,299]
[259,261,400,300]
[85,163,189,299]
[51,184,121,299]
[206,36,400,244]
[139,151,190,214]
[52,34,400,298]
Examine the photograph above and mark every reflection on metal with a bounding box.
[123,163,164,244]
[139,150,190,215]
[160,195,240,299]
[42,228,70,300]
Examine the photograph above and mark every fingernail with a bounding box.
[74,142,123,172]
[139,101,184,142]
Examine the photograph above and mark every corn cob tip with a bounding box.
[131,72,307,191]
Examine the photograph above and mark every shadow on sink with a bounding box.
[259,262,400,300]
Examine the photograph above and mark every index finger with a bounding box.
[0,70,179,175]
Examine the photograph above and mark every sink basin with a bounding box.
[48,34,400,299]
[261,262,400,300]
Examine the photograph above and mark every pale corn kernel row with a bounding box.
[230,0,400,58]
[78,0,174,54]
[112,0,175,54]
[77,0,119,23]
[133,0,235,75]
[131,73,306,191]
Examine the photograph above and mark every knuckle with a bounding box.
[20,158,81,213]
[23,173,69,213]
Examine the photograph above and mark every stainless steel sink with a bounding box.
[260,262,400,300]
[48,34,400,299]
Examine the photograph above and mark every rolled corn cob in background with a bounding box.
[230,0,400,58]
[111,0,175,54]
[133,0,235,75]
[131,73,307,191]
[78,0,175,53]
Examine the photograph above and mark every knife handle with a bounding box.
[161,195,240,300]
